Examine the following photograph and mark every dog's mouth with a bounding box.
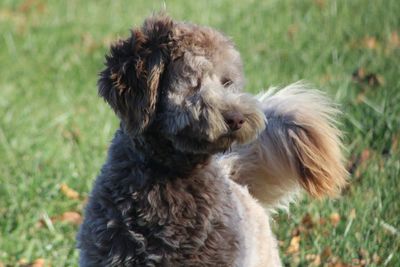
[168,123,263,155]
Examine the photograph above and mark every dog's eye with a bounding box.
[221,78,233,87]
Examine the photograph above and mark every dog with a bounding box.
[77,14,347,266]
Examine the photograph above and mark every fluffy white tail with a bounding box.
[221,82,348,208]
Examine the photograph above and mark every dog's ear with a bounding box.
[98,15,173,135]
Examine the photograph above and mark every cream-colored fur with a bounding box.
[85,13,347,265]
[221,82,347,209]
[230,181,282,267]
[217,82,347,266]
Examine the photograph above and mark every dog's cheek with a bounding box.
[162,109,191,135]
[197,86,230,141]
[201,107,228,141]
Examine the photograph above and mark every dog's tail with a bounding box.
[221,82,348,208]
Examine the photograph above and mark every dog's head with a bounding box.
[99,14,265,154]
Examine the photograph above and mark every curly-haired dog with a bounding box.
[77,14,347,266]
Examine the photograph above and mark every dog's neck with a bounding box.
[126,129,211,178]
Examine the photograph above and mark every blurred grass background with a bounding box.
[0,0,399,266]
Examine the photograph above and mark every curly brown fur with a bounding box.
[78,14,267,267]
[78,14,346,267]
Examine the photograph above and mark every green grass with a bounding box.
[1,0,399,266]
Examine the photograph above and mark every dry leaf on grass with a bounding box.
[306,254,321,266]
[391,134,399,153]
[62,126,81,144]
[347,148,374,179]
[18,258,29,266]
[349,209,356,220]
[389,31,400,48]
[352,67,366,82]
[286,235,300,254]
[31,258,47,267]
[60,183,80,200]
[363,36,378,49]
[287,24,299,39]
[18,258,49,267]
[330,212,341,227]
[351,258,367,266]
[82,32,98,53]
[37,211,82,228]
[352,68,383,88]
[52,211,82,225]
[313,0,326,8]
[360,149,371,163]
[301,213,314,229]
[321,246,332,260]
[328,262,349,267]
[372,253,381,264]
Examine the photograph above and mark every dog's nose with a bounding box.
[225,111,245,131]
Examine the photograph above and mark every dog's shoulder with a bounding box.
[78,130,242,266]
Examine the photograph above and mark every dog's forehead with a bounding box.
[170,22,243,81]
[171,22,237,58]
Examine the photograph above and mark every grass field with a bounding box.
[1,0,399,266]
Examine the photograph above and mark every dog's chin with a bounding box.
[167,126,262,155]
[166,134,232,155]
[230,128,260,146]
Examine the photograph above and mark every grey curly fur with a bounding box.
[77,14,347,267]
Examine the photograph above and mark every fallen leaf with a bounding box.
[306,254,321,266]
[102,35,116,47]
[314,0,326,8]
[286,235,300,254]
[349,209,356,220]
[360,149,371,163]
[351,258,367,266]
[312,254,321,266]
[372,253,381,264]
[320,73,333,84]
[82,33,98,53]
[328,262,349,267]
[18,0,37,13]
[363,36,378,49]
[62,126,81,144]
[31,258,46,267]
[287,24,299,39]
[358,248,369,264]
[53,211,82,225]
[301,213,314,229]
[391,134,399,153]
[330,212,341,227]
[18,258,49,267]
[352,67,366,82]
[352,68,382,87]
[291,225,306,237]
[389,31,400,48]
[305,254,317,261]
[346,154,360,174]
[355,91,365,104]
[365,73,383,87]
[321,246,332,260]
[18,258,28,265]
[60,183,80,200]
